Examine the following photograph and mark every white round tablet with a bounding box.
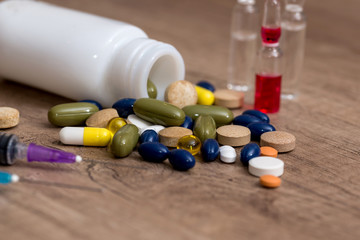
[219,145,236,163]
[248,156,284,177]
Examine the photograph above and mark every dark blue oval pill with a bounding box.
[140,130,159,144]
[180,116,194,130]
[240,143,261,166]
[242,109,270,123]
[169,149,196,171]
[112,98,136,118]
[138,142,170,163]
[233,114,263,127]
[196,81,215,92]
[247,122,276,141]
[201,139,219,162]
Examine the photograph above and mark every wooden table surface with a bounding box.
[1,0,359,239]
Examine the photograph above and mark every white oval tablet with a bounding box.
[219,145,236,163]
[139,125,165,135]
[127,114,152,133]
[248,156,284,177]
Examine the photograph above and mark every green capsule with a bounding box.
[193,115,216,143]
[110,124,139,158]
[48,102,99,127]
[133,98,185,126]
[147,79,157,99]
[182,105,234,127]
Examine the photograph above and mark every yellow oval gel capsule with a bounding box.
[177,135,201,155]
[106,117,127,135]
[195,86,215,105]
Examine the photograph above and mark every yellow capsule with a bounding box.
[60,127,112,147]
[106,117,127,135]
[195,86,215,105]
[84,127,112,146]
[177,135,201,155]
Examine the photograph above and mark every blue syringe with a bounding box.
[0,171,19,184]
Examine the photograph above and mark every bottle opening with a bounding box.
[113,38,185,103]
[147,54,182,100]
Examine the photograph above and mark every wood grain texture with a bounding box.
[1,0,360,239]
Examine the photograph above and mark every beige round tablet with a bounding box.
[165,80,198,108]
[159,127,193,147]
[216,125,250,146]
[260,131,296,152]
[86,108,119,128]
[214,89,244,109]
[0,107,20,129]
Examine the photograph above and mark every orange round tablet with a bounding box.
[260,175,281,188]
[260,146,278,158]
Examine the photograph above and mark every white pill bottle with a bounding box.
[0,0,185,106]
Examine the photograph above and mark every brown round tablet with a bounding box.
[214,89,244,109]
[216,125,250,146]
[159,127,193,147]
[260,131,296,153]
[86,108,119,128]
[0,107,20,129]
[165,80,198,108]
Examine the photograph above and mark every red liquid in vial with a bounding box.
[254,74,281,113]
[261,26,281,44]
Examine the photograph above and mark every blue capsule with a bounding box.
[140,130,159,144]
[240,143,260,166]
[233,114,263,127]
[242,110,270,123]
[112,98,136,118]
[201,139,220,162]
[196,81,215,92]
[79,99,102,110]
[138,142,170,163]
[180,116,194,130]
[247,122,276,141]
[169,149,196,171]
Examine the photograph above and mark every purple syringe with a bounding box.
[0,132,82,165]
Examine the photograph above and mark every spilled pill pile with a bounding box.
[46,80,296,188]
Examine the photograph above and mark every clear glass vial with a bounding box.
[280,0,306,100]
[227,0,259,94]
[0,0,185,107]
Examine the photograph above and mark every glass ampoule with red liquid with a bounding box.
[254,0,283,113]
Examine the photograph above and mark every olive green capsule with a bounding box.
[48,102,99,127]
[111,124,139,158]
[193,115,216,143]
[147,79,157,99]
[182,105,234,127]
[133,98,185,126]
